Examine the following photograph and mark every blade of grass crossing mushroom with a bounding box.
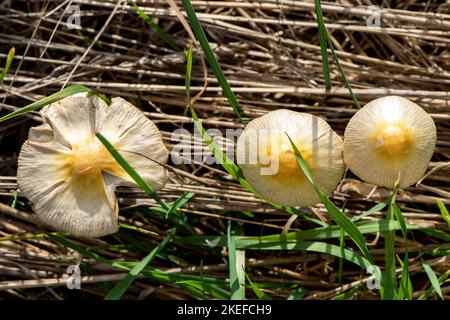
[0,85,98,123]
[383,186,399,300]
[96,132,169,211]
[228,221,245,300]
[286,134,373,263]
[0,47,15,86]
[420,258,444,300]
[314,0,331,91]
[436,200,450,229]
[104,226,178,300]
[182,0,245,124]
[186,45,325,227]
[131,2,181,51]
[393,203,412,300]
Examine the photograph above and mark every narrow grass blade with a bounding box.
[228,221,245,300]
[420,258,444,300]
[105,227,178,300]
[286,287,308,300]
[383,187,399,300]
[338,228,345,284]
[314,0,331,90]
[166,191,195,218]
[436,199,450,229]
[177,282,208,299]
[182,0,245,124]
[49,234,230,289]
[326,37,361,109]
[245,272,271,300]
[313,1,360,108]
[0,85,95,123]
[286,134,373,263]
[418,269,448,300]
[186,43,324,227]
[119,223,159,237]
[132,2,181,51]
[0,47,15,86]
[418,228,450,242]
[176,280,231,300]
[178,220,421,248]
[96,133,169,211]
[185,44,194,100]
[48,234,112,266]
[332,284,364,300]
[353,202,387,222]
[393,203,412,300]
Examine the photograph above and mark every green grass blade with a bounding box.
[119,223,159,237]
[48,234,113,266]
[313,1,360,108]
[286,134,373,263]
[436,200,450,229]
[104,227,178,300]
[166,192,195,219]
[245,272,271,300]
[420,258,444,300]
[332,284,364,300]
[228,221,245,300]
[181,0,245,124]
[393,203,412,300]
[176,280,231,300]
[353,202,387,222]
[418,269,449,300]
[0,47,15,86]
[0,85,95,123]
[132,2,181,51]
[185,44,193,100]
[49,234,230,290]
[186,43,325,227]
[179,220,421,248]
[326,37,361,109]
[383,188,399,300]
[338,228,345,284]
[96,133,169,211]
[314,0,331,90]
[287,287,308,300]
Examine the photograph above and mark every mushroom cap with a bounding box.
[236,109,345,207]
[343,96,436,189]
[17,94,168,238]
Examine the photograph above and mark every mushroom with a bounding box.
[236,109,345,207]
[17,93,168,238]
[343,96,436,189]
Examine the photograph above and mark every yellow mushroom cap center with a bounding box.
[370,122,415,158]
[58,138,125,186]
[260,139,313,182]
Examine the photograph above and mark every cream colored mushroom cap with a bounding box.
[343,96,436,189]
[17,94,168,238]
[236,109,345,207]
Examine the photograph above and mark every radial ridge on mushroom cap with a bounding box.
[343,96,436,189]
[236,109,345,207]
[17,93,169,238]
